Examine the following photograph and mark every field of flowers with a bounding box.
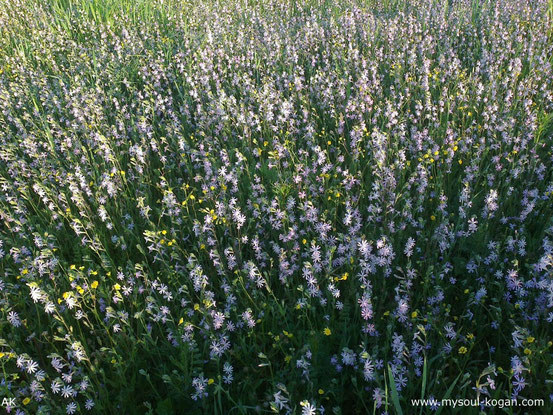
[0,0,552,413]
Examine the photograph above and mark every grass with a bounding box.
[0,0,552,414]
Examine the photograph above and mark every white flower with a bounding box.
[301,401,317,415]
[272,391,288,410]
[61,385,74,398]
[26,360,39,374]
[66,402,77,414]
[51,380,62,394]
[7,311,21,327]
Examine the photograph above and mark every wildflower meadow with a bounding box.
[1,0,553,413]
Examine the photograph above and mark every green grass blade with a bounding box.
[387,364,404,415]
[419,356,427,415]
[435,373,462,415]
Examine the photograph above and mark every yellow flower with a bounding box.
[23,397,31,405]
[335,272,348,282]
[318,389,324,395]
[467,333,474,340]
[208,378,215,385]
[524,348,532,355]
[323,327,332,336]
[0,352,4,358]
[194,303,200,311]
[527,336,535,343]
[458,346,468,354]
[430,215,436,221]
[178,317,184,325]
[113,284,121,291]
[91,281,99,289]
[411,311,418,318]
[458,159,463,165]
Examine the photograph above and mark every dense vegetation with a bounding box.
[1,0,553,413]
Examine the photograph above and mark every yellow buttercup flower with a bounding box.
[323,327,331,336]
